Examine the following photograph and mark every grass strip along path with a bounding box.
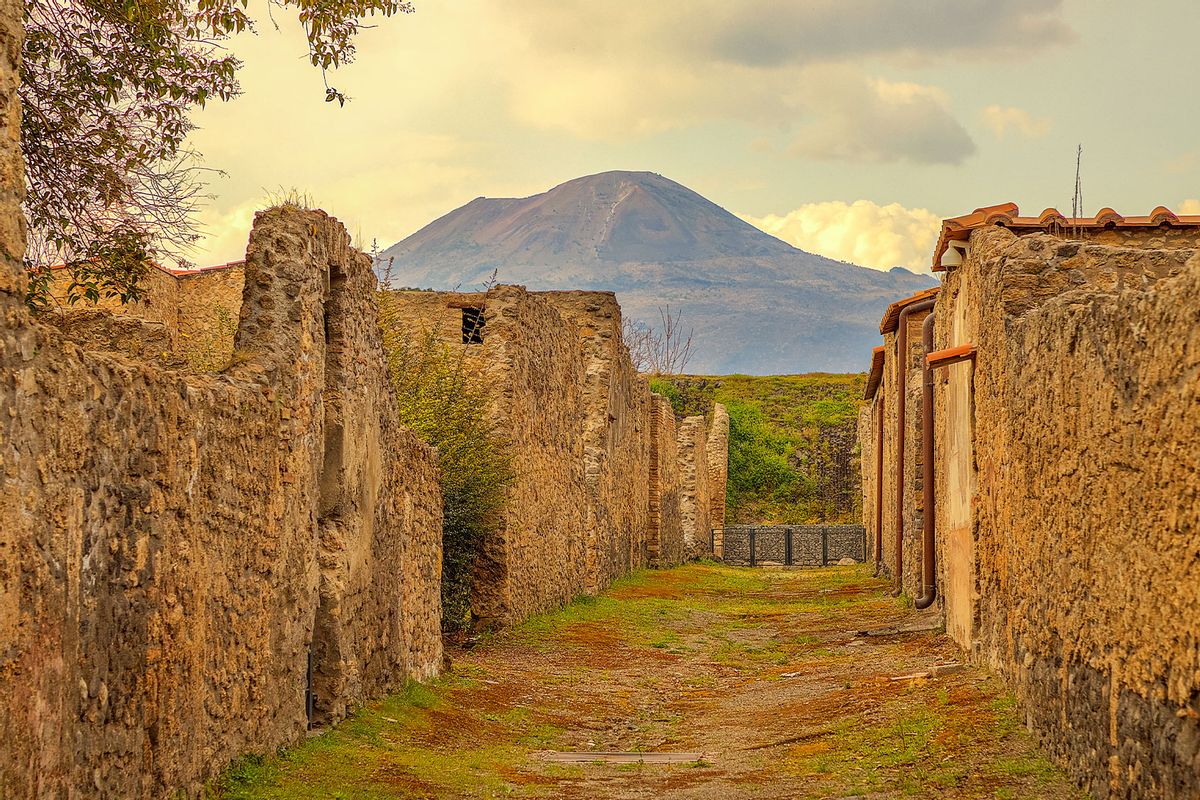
[213,563,1086,799]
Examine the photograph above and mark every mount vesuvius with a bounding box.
[375,171,936,374]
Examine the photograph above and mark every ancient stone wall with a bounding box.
[933,227,1200,799]
[48,262,181,336]
[49,261,244,371]
[647,394,684,567]
[174,264,245,369]
[468,287,593,624]
[678,415,713,559]
[705,403,729,557]
[380,287,709,621]
[857,403,877,563]
[379,287,593,625]
[537,291,652,592]
[872,312,928,600]
[0,207,443,798]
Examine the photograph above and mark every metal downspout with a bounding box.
[873,392,885,575]
[915,310,937,610]
[893,297,936,597]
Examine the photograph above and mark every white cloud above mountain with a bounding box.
[740,200,943,273]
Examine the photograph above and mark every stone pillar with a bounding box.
[705,403,729,558]
[677,414,712,559]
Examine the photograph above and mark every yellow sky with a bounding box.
[187,0,1200,273]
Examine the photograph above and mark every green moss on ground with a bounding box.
[209,563,1084,800]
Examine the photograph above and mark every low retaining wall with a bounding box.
[723,526,867,567]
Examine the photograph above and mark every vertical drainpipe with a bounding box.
[893,297,936,597]
[914,311,937,610]
[873,392,885,575]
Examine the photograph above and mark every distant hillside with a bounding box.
[376,170,936,374]
[650,374,864,526]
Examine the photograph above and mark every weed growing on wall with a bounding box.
[183,305,239,372]
[378,298,513,632]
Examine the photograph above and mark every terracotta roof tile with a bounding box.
[48,259,244,278]
[932,203,1200,271]
[879,286,940,334]
[864,346,885,400]
[165,260,245,277]
[926,344,976,368]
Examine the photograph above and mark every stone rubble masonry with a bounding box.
[382,288,729,617]
[537,291,652,593]
[677,414,713,559]
[0,204,443,798]
[646,394,684,567]
[925,226,1200,799]
[48,262,245,370]
[380,287,591,626]
[855,404,874,562]
[705,403,729,558]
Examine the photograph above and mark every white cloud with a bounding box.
[739,200,943,272]
[1166,152,1198,175]
[788,74,975,165]
[482,0,1071,152]
[189,200,262,267]
[981,105,1051,139]
[504,0,1072,68]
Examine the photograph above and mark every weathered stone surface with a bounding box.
[678,414,712,559]
[930,227,1200,799]
[382,288,727,614]
[539,291,652,593]
[49,262,245,371]
[382,287,591,625]
[647,394,684,567]
[0,208,443,798]
[705,403,729,557]
[41,308,174,362]
[867,311,929,599]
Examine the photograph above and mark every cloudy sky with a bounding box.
[188,0,1200,273]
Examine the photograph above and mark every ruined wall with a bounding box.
[857,402,877,563]
[873,313,928,599]
[174,264,245,369]
[466,287,592,624]
[381,287,593,625]
[41,309,173,362]
[537,291,652,592]
[647,394,684,567]
[49,263,180,336]
[705,403,729,557]
[934,227,1200,799]
[0,206,443,798]
[678,415,712,559]
[49,262,245,371]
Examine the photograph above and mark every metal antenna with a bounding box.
[1071,144,1083,237]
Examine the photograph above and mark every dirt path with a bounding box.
[216,563,1086,799]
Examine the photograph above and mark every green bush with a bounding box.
[379,301,512,632]
[651,373,865,525]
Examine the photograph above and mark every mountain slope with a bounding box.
[377,171,937,374]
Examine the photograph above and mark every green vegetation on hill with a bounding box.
[650,374,865,525]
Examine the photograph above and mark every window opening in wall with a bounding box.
[462,307,485,344]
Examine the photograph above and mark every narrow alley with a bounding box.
[216,563,1084,799]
